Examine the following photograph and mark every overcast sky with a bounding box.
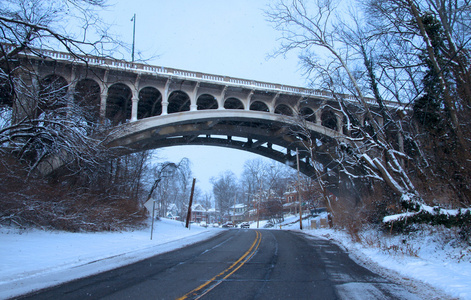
[100,0,307,193]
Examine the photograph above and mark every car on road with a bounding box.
[239,222,250,228]
[222,222,234,228]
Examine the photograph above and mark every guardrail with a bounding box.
[2,43,401,108]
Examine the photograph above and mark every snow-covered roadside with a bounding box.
[0,219,221,299]
[2,216,470,300]
[282,216,471,300]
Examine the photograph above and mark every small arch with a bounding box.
[39,74,68,111]
[74,78,101,124]
[250,101,269,112]
[197,94,218,110]
[168,90,190,114]
[274,104,293,116]
[321,109,338,131]
[224,97,244,109]
[0,77,13,107]
[300,107,316,123]
[106,83,132,125]
[138,87,162,119]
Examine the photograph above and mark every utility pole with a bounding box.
[297,148,302,230]
[131,13,136,62]
[185,178,196,228]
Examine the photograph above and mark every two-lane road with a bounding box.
[19,229,421,299]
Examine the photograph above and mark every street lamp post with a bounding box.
[131,13,136,62]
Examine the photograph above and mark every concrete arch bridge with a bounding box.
[6,47,401,185]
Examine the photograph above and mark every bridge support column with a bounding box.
[336,115,343,133]
[315,109,322,126]
[190,82,199,111]
[100,90,108,122]
[162,101,168,115]
[131,97,139,122]
[162,79,171,115]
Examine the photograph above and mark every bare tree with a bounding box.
[0,0,154,231]
[266,0,471,231]
[211,171,238,218]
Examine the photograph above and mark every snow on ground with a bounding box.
[0,219,221,299]
[1,215,470,299]
[281,214,471,300]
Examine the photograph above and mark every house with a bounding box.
[206,208,220,224]
[190,203,207,223]
[166,203,179,220]
[227,204,248,223]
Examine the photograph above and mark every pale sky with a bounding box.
[100,0,307,193]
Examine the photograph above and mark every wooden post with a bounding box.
[185,178,196,228]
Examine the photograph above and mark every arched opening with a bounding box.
[249,101,269,112]
[168,91,190,114]
[274,104,293,116]
[197,94,218,110]
[106,83,132,125]
[321,109,338,131]
[0,77,13,131]
[138,87,162,119]
[224,97,244,109]
[300,107,316,123]
[0,77,13,107]
[74,78,101,124]
[39,74,68,112]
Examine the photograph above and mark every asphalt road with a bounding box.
[19,229,421,300]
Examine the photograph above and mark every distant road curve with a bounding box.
[19,229,423,300]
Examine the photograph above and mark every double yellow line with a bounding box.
[177,231,262,300]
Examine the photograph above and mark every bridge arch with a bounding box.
[0,76,14,107]
[138,86,162,119]
[274,104,294,116]
[74,78,101,123]
[168,90,190,114]
[300,106,316,123]
[106,110,347,180]
[38,74,69,113]
[197,94,218,110]
[224,97,244,110]
[321,108,338,131]
[250,100,269,112]
[106,83,132,125]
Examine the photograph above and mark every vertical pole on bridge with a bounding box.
[297,148,302,230]
[186,178,196,228]
[131,13,136,62]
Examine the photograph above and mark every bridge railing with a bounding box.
[4,44,401,108]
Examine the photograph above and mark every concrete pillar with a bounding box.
[100,70,109,122]
[218,86,227,109]
[315,109,322,125]
[162,79,171,115]
[336,114,343,133]
[131,97,139,122]
[269,93,280,114]
[190,82,200,111]
[245,90,254,111]
[100,88,108,121]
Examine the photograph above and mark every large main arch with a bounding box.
[107,110,347,180]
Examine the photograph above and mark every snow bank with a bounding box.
[0,219,220,299]
[286,221,471,300]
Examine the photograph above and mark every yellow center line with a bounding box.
[177,231,262,300]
